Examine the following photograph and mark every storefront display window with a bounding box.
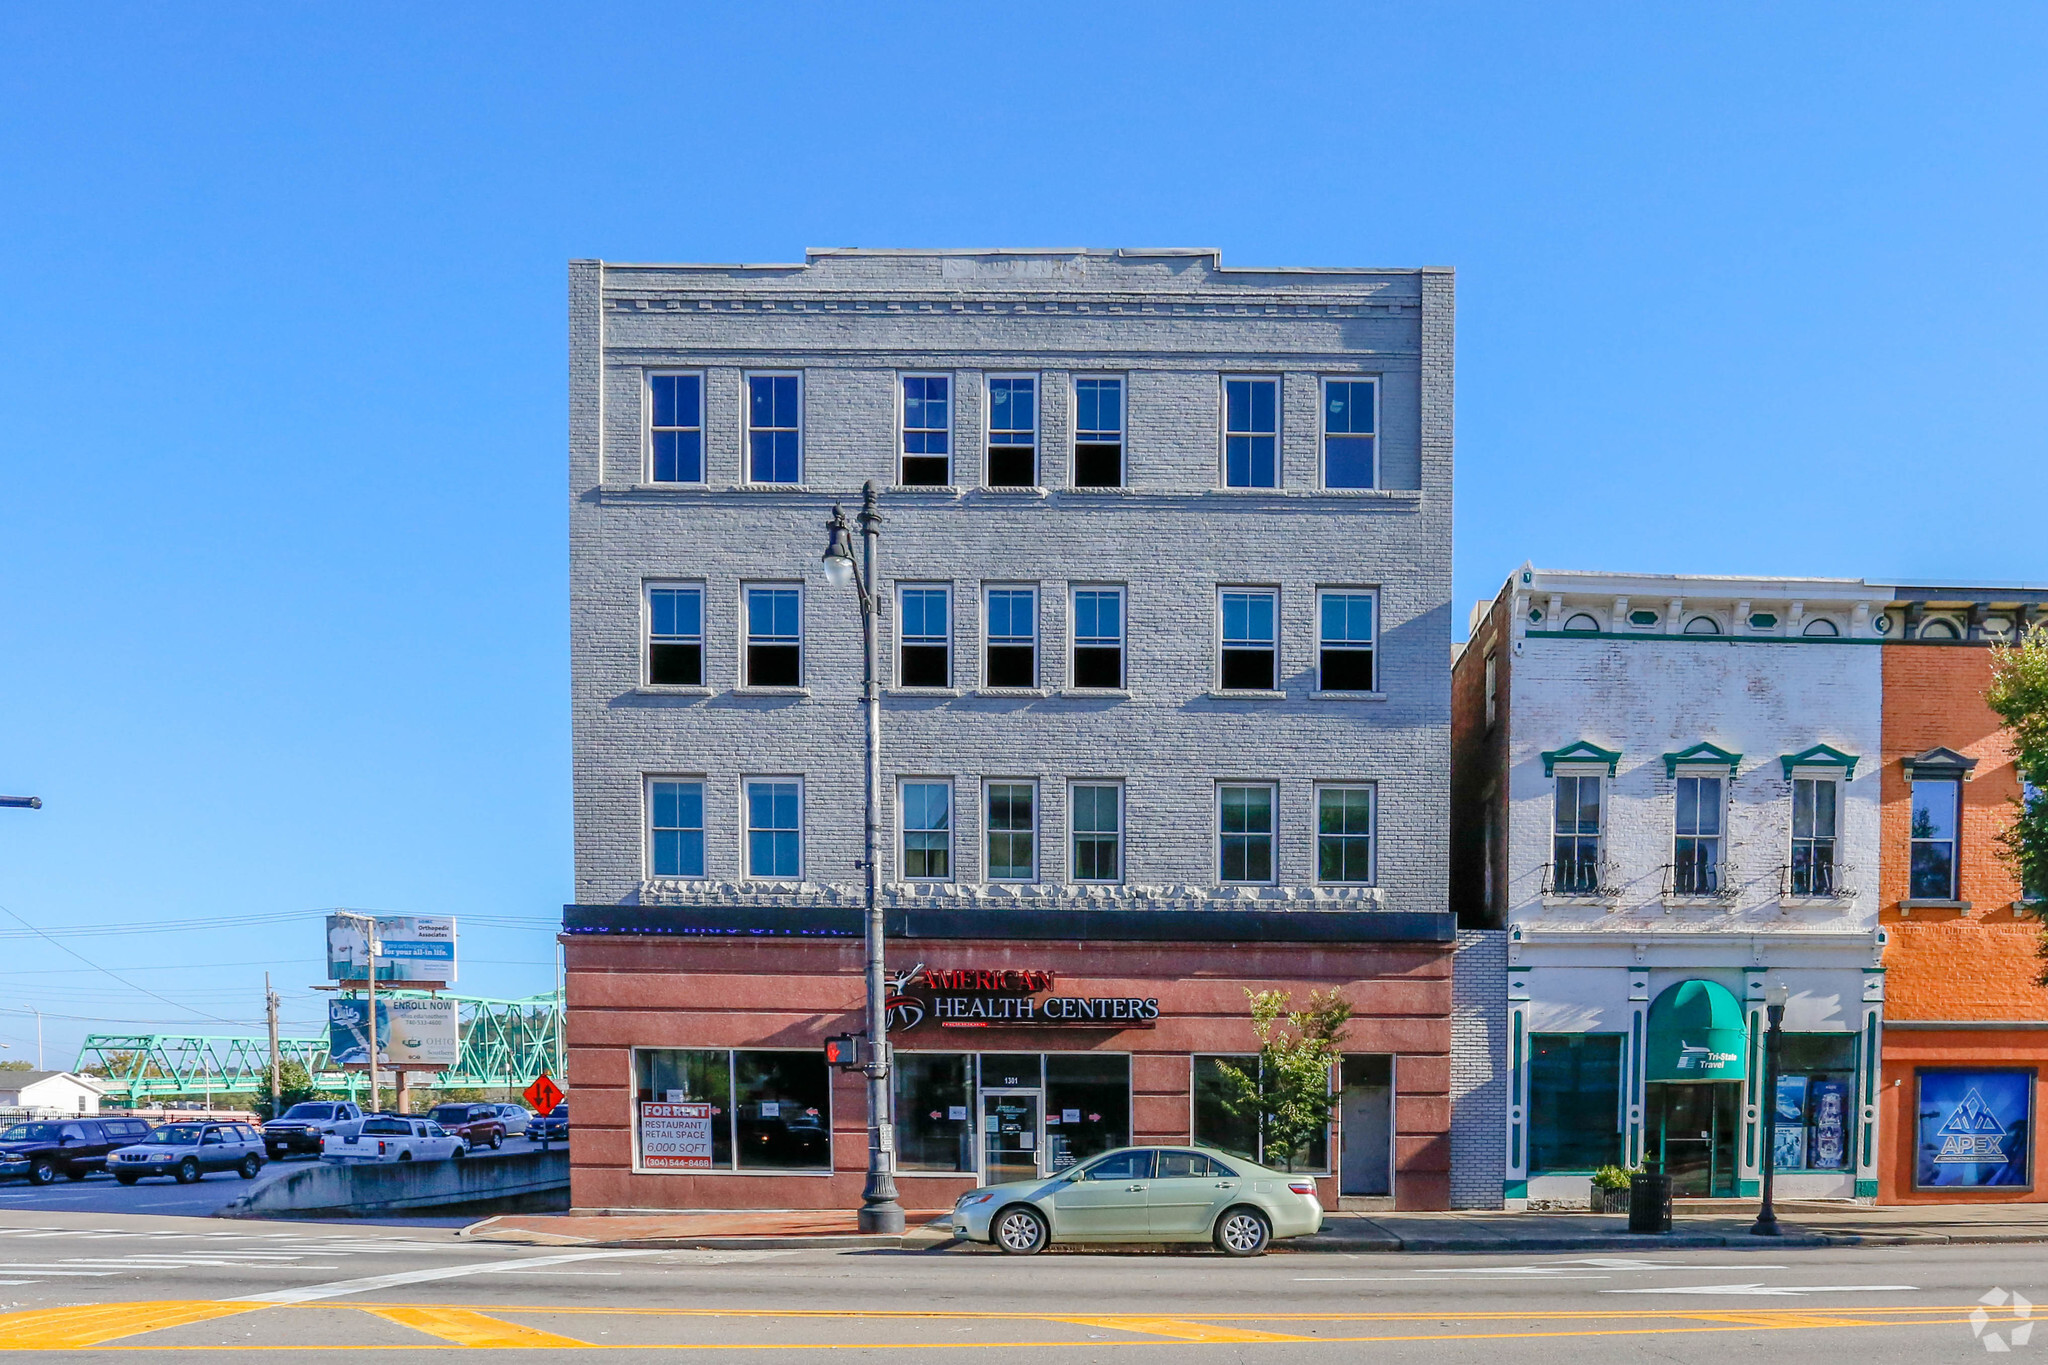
[1528,1033,1623,1172]
[1917,1069,2034,1189]
[631,1048,829,1173]
[734,1051,831,1170]
[633,1048,732,1169]
[895,1053,974,1172]
[979,1054,1042,1089]
[1192,1053,1330,1172]
[1044,1053,1129,1170]
[1772,1034,1856,1172]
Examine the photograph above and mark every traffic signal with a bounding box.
[825,1034,863,1069]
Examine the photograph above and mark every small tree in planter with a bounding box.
[1211,988,1352,1171]
[1590,1164,1637,1213]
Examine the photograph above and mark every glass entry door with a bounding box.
[981,1091,1041,1185]
[1647,1081,1739,1197]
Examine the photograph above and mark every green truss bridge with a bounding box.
[75,990,564,1106]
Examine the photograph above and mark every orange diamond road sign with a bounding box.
[523,1074,563,1113]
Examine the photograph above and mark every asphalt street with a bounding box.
[0,1200,2040,1361]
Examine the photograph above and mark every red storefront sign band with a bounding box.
[884,964,1159,1031]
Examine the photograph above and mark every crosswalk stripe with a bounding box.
[363,1307,591,1348]
[0,1300,256,1348]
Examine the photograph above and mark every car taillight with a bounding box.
[1288,1181,1317,1196]
[377,1141,387,1155]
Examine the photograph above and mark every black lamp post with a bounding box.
[821,481,904,1235]
[1751,982,1790,1237]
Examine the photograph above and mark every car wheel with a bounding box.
[397,1151,412,1162]
[991,1205,1048,1255]
[1213,1206,1271,1257]
[63,1169,88,1182]
[451,1146,465,1160]
[489,1134,501,1150]
[238,1155,262,1180]
[115,1172,139,1186]
[27,1158,57,1186]
[175,1158,201,1185]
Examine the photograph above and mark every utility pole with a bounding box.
[265,974,282,1116]
[332,912,382,1113]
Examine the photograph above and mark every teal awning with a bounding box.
[1646,980,1747,1082]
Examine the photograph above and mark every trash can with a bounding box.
[1627,1171,1672,1234]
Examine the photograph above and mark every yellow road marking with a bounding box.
[0,1300,257,1349]
[1058,1317,1317,1343]
[360,1307,591,1348]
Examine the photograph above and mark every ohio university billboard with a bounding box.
[328,996,460,1069]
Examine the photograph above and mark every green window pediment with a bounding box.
[1645,979,1747,1082]
[1662,742,1742,779]
[1540,740,1622,777]
[1779,743,1860,781]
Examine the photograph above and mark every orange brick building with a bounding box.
[1877,590,2048,1202]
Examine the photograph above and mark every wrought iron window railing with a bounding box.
[1543,858,1621,897]
[1779,859,1859,900]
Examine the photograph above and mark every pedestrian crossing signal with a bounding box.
[825,1035,862,1069]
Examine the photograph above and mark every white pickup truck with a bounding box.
[322,1116,465,1164]
[260,1101,367,1159]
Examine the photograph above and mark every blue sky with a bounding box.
[1,4,2043,1061]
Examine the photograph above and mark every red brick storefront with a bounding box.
[561,905,1455,1213]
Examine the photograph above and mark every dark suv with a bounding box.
[0,1117,153,1185]
[426,1103,505,1151]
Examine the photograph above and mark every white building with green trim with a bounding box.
[1452,566,1890,1206]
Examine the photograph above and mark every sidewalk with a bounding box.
[462,1199,2048,1253]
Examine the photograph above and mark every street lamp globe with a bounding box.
[821,514,858,588]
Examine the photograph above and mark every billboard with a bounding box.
[328,996,460,1069]
[1916,1069,2034,1189]
[326,915,457,984]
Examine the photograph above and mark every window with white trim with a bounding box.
[1673,775,1724,894]
[648,373,704,483]
[1219,783,1276,883]
[1223,377,1278,488]
[897,585,950,688]
[647,584,703,686]
[986,782,1036,882]
[1316,785,1375,884]
[984,586,1037,688]
[1552,774,1602,894]
[744,585,801,687]
[1317,590,1376,692]
[986,376,1037,486]
[1219,589,1277,691]
[1070,782,1123,883]
[900,780,952,881]
[746,373,801,484]
[648,779,705,878]
[1071,587,1125,689]
[1790,777,1838,896]
[900,374,951,486]
[745,778,802,879]
[1910,778,1960,899]
[1320,377,1377,489]
[1073,377,1124,488]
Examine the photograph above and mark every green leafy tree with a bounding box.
[1211,988,1352,1171]
[250,1060,326,1122]
[0,1060,32,1072]
[1988,626,2048,978]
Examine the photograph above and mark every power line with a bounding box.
[0,904,244,1026]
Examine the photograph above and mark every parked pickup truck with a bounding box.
[425,1103,506,1151]
[322,1116,464,1164]
[261,1101,366,1158]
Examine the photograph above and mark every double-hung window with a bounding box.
[1219,783,1275,883]
[744,585,801,687]
[986,376,1037,486]
[746,373,801,484]
[1910,778,1960,899]
[1673,775,1724,894]
[899,780,951,881]
[1071,782,1122,883]
[1317,590,1376,692]
[1321,377,1377,489]
[1223,377,1278,488]
[647,584,703,686]
[1790,777,1839,895]
[745,779,801,879]
[1552,775,1602,894]
[897,585,951,688]
[900,375,951,486]
[648,779,705,878]
[985,586,1037,688]
[1071,587,1125,689]
[1316,785,1375,884]
[648,373,704,483]
[1219,589,1277,691]
[1073,377,1124,487]
[986,782,1036,881]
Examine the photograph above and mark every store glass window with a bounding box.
[1528,1033,1623,1172]
[733,1051,831,1171]
[978,1054,1042,1090]
[1044,1053,1130,1171]
[1772,1034,1857,1172]
[632,1048,733,1170]
[894,1053,973,1173]
[1192,1054,1329,1172]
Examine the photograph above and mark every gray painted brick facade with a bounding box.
[569,250,1453,912]
[1450,928,1508,1208]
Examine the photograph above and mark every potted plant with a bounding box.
[1590,1165,1636,1213]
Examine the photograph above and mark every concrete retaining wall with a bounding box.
[222,1149,569,1218]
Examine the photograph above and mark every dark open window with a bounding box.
[1072,587,1124,689]
[1317,591,1375,691]
[1220,589,1277,690]
[897,586,950,687]
[1073,377,1124,488]
[900,375,950,486]
[648,586,703,686]
[745,586,800,687]
[985,587,1036,688]
[987,377,1037,486]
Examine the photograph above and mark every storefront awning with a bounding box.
[1646,979,1747,1082]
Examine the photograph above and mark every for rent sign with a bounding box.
[640,1101,717,1169]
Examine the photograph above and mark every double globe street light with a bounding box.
[819,481,904,1235]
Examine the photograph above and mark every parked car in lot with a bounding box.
[426,1103,505,1151]
[109,1122,266,1184]
[947,1146,1324,1257]
[491,1104,534,1138]
[0,1117,154,1185]
[261,1101,366,1159]
[529,1102,568,1141]
[321,1115,464,1164]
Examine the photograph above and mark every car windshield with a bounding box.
[550,1104,568,1117]
[279,1104,334,1120]
[428,1107,469,1124]
[362,1118,412,1136]
[143,1126,205,1146]
[0,1123,61,1142]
